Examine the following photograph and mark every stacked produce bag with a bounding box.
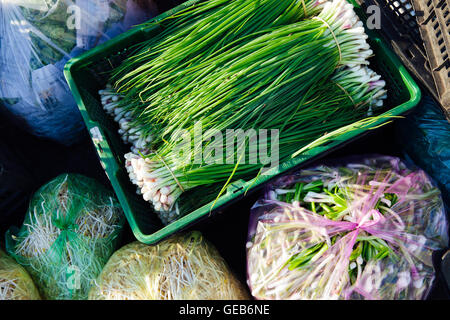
[5,174,125,300]
[0,249,41,300]
[89,231,250,300]
[98,0,388,225]
[246,155,448,300]
[0,0,158,145]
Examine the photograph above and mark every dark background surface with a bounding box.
[1,111,448,299]
[0,0,448,300]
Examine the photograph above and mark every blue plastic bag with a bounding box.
[0,0,157,146]
[395,95,450,209]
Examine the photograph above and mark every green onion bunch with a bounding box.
[113,0,325,95]
[99,0,387,224]
[123,64,386,223]
[100,0,326,152]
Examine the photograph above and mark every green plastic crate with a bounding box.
[64,0,421,244]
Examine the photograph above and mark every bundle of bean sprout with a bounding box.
[0,249,41,300]
[98,0,387,225]
[5,174,125,300]
[89,231,250,300]
[246,155,449,300]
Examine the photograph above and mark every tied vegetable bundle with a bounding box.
[0,249,41,300]
[5,174,125,300]
[89,231,250,300]
[99,0,387,225]
[246,155,449,300]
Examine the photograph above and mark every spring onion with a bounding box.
[99,0,387,225]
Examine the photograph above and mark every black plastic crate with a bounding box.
[358,0,450,120]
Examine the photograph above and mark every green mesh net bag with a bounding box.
[5,174,125,300]
[0,249,41,300]
[89,231,250,300]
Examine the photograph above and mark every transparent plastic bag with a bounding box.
[0,249,41,300]
[246,155,448,300]
[5,174,125,300]
[0,0,157,145]
[89,231,250,300]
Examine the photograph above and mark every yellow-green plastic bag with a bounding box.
[0,249,41,300]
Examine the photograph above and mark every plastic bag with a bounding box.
[0,0,157,145]
[0,249,41,300]
[395,95,450,209]
[5,173,125,300]
[246,155,448,300]
[89,231,250,300]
